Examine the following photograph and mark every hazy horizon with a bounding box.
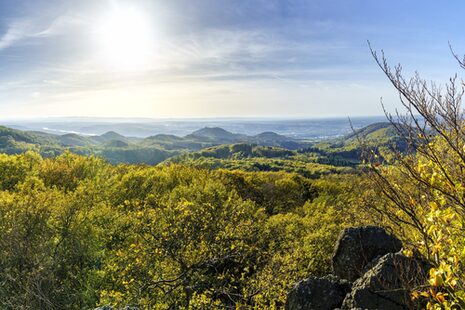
[1,115,387,139]
[0,114,387,121]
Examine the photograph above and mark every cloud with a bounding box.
[0,21,29,50]
[34,13,89,38]
[0,0,401,118]
[147,27,358,84]
[0,12,86,52]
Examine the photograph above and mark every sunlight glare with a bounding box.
[98,7,154,71]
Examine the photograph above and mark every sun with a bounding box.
[97,7,154,71]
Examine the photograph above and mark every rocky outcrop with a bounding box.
[341,252,430,310]
[332,226,402,282]
[94,307,138,310]
[286,226,430,310]
[285,275,351,310]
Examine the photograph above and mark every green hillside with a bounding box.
[0,125,312,164]
[315,122,405,162]
[0,123,405,167]
[188,126,246,142]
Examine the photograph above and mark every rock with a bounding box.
[341,252,430,310]
[94,307,138,310]
[285,275,352,310]
[332,226,402,281]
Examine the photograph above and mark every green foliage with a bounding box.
[98,147,176,165]
[368,134,465,309]
[0,151,42,190]
[0,123,400,166]
[168,144,354,179]
[0,151,363,308]
[316,122,405,163]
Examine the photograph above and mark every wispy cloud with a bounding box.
[0,11,87,52]
[0,21,29,50]
[34,13,88,38]
[0,0,458,118]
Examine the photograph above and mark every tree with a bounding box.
[364,43,465,308]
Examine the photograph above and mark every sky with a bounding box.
[0,0,464,119]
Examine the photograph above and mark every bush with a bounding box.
[364,45,465,308]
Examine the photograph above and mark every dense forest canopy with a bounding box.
[0,122,401,168]
[0,150,367,308]
[2,101,463,309]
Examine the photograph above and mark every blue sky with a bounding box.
[0,0,464,118]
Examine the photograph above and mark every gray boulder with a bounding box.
[286,275,351,310]
[332,226,402,281]
[94,307,138,310]
[341,252,430,310]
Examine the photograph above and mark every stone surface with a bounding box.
[285,275,351,310]
[341,252,430,310]
[94,307,138,310]
[332,226,402,281]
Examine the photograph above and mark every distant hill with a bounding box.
[249,132,301,149]
[315,122,406,162]
[91,131,129,143]
[185,127,304,149]
[187,127,246,143]
[253,132,289,141]
[0,126,51,145]
[0,124,307,163]
[343,122,397,141]
[58,133,97,147]
[146,134,185,142]
[342,122,405,150]
[103,140,129,148]
[0,122,409,165]
[0,126,60,154]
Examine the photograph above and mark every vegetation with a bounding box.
[166,143,354,178]
[5,56,461,308]
[0,122,402,168]
[361,47,465,309]
[0,150,365,309]
[0,114,419,309]
[5,56,464,308]
[0,126,309,165]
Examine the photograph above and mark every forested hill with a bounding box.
[0,122,401,166]
[0,120,441,309]
[314,122,406,162]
